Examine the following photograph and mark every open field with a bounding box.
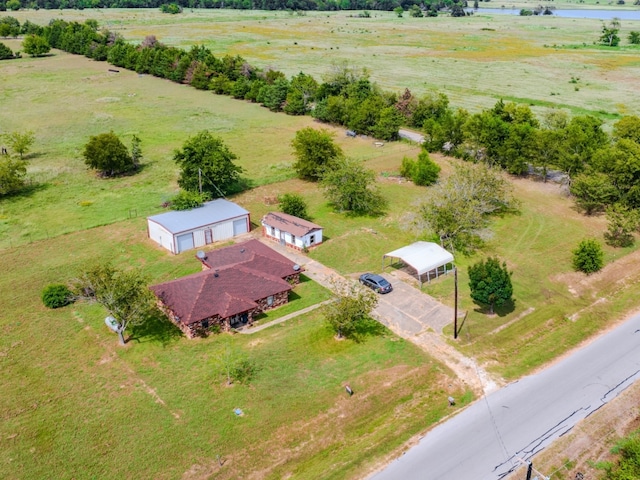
[5,6,640,121]
[3,8,640,478]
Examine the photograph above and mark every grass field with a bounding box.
[6,6,640,120]
[3,7,640,478]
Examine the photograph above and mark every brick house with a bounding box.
[150,240,302,337]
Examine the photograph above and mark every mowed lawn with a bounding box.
[0,221,469,480]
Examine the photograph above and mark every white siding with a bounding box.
[148,220,175,253]
[177,233,194,253]
[213,221,234,241]
[193,229,206,248]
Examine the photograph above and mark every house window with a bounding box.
[291,235,296,244]
[202,320,209,329]
[309,235,315,245]
[267,295,274,306]
[271,226,276,236]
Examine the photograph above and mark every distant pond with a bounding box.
[467,7,640,20]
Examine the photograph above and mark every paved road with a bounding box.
[370,312,640,480]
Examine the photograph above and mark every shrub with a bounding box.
[41,284,74,309]
[171,190,208,210]
[572,239,604,274]
[278,192,310,220]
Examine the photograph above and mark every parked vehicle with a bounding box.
[359,273,393,294]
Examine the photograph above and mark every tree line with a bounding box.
[0,0,469,13]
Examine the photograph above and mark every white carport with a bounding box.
[383,241,454,286]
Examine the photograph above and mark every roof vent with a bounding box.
[240,248,245,253]
[196,250,206,260]
[293,264,300,271]
[214,269,219,277]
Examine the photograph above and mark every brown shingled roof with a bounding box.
[262,212,322,238]
[150,264,292,325]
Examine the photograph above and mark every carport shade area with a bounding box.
[383,241,454,286]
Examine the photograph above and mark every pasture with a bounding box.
[2,7,640,478]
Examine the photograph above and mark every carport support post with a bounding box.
[525,461,533,480]
[454,266,458,339]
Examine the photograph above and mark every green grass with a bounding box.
[0,222,469,479]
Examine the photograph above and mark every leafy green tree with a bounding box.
[260,77,289,112]
[321,157,388,216]
[613,115,640,144]
[0,156,28,196]
[533,127,562,182]
[593,140,640,208]
[0,41,15,59]
[74,263,157,345]
[394,6,404,17]
[174,131,243,197]
[556,115,609,177]
[604,204,640,248]
[323,280,378,340]
[572,239,604,274]
[599,432,640,480]
[371,106,403,141]
[41,284,74,309]
[629,31,640,45]
[6,0,20,10]
[410,4,423,17]
[291,127,343,181]
[5,131,35,158]
[600,19,621,46]
[0,16,20,38]
[214,341,257,385]
[468,257,513,314]
[130,135,142,167]
[171,190,208,211]
[283,72,318,116]
[160,3,182,13]
[278,192,310,220]
[22,34,50,57]
[83,131,135,177]
[401,151,440,186]
[570,172,619,215]
[418,162,517,251]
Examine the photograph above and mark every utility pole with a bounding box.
[454,266,458,339]
[525,460,533,480]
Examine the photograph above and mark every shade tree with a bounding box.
[291,127,343,181]
[468,257,513,314]
[572,239,604,274]
[83,131,137,177]
[323,279,378,340]
[22,34,51,57]
[278,193,311,220]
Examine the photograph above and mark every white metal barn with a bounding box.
[261,212,323,251]
[147,199,250,254]
[383,241,454,286]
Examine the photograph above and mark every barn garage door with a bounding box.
[233,218,248,236]
[177,233,194,253]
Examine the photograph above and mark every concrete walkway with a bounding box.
[255,237,497,394]
[237,300,331,334]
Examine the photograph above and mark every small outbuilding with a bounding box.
[261,212,323,251]
[147,199,250,254]
[383,241,454,286]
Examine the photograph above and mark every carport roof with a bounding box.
[383,241,454,275]
[147,199,249,234]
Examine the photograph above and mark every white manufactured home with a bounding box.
[261,212,323,251]
[147,199,250,254]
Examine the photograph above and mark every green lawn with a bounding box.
[0,222,469,480]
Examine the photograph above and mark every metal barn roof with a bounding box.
[147,199,249,234]
[383,241,454,276]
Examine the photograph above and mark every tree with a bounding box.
[41,284,74,309]
[0,41,15,60]
[572,239,604,274]
[418,162,517,251]
[0,17,20,38]
[0,156,28,196]
[410,5,423,17]
[629,31,640,45]
[214,342,257,385]
[6,0,20,10]
[22,34,51,57]
[613,115,640,144]
[371,106,403,141]
[401,151,441,186]
[130,135,142,167]
[74,263,156,345]
[468,257,513,314]
[604,204,640,247]
[570,172,619,215]
[174,131,243,197]
[323,279,378,340]
[171,190,208,210]
[4,131,34,158]
[321,157,388,216]
[278,192,310,220]
[600,19,621,46]
[291,127,343,181]
[83,131,135,177]
[556,115,609,177]
[394,6,404,17]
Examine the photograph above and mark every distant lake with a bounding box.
[467,8,640,20]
